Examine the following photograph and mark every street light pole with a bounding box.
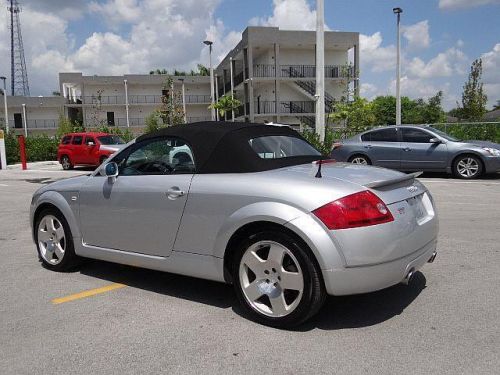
[0,77,8,134]
[393,7,403,126]
[179,78,187,123]
[124,79,130,128]
[204,40,216,121]
[315,0,325,141]
[21,103,27,137]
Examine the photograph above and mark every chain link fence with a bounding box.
[326,122,500,143]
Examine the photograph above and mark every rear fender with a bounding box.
[214,202,344,271]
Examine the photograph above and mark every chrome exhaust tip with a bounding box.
[428,251,437,263]
[402,268,415,286]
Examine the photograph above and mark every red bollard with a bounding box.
[18,135,27,170]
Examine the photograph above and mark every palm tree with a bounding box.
[209,95,242,120]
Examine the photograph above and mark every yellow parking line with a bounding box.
[52,283,126,305]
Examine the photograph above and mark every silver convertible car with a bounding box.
[31,122,438,327]
[331,125,500,179]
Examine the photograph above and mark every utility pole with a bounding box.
[315,0,325,141]
[1,76,9,133]
[393,7,403,125]
[124,79,130,128]
[204,40,216,121]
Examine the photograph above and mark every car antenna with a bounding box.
[315,155,323,178]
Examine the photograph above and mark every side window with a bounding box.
[85,136,95,145]
[402,128,433,143]
[364,128,398,142]
[61,135,72,145]
[72,135,83,145]
[119,138,195,176]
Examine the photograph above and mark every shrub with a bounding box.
[3,132,58,164]
[432,123,500,143]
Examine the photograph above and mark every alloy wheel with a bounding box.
[457,157,479,178]
[37,215,66,265]
[61,156,71,170]
[238,240,304,318]
[351,157,368,165]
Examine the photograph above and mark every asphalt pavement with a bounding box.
[0,163,499,374]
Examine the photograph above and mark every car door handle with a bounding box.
[166,187,185,198]
[403,147,412,152]
[364,145,373,149]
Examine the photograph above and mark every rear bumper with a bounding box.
[322,238,437,296]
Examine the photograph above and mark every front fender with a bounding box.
[31,190,81,243]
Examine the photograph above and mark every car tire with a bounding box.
[348,154,371,165]
[453,154,483,179]
[61,155,73,170]
[232,230,326,328]
[35,208,80,272]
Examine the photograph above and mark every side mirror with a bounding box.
[104,162,118,183]
[430,138,442,144]
[87,141,95,147]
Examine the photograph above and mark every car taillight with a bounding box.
[312,190,394,230]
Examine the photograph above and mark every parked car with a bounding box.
[57,132,126,170]
[331,125,500,179]
[31,122,438,327]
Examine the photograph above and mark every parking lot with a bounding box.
[1,164,499,374]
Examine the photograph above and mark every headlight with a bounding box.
[482,147,500,156]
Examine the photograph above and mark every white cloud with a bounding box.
[407,47,468,78]
[402,20,430,50]
[439,0,500,10]
[360,83,378,98]
[250,0,324,31]
[89,0,141,27]
[0,0,234,95]
[360,32,397,73]
[481,43,500,107]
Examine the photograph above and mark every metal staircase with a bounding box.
[281,102,315,128]
[280,66,335,128]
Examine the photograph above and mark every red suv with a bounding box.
[57,132,126,170]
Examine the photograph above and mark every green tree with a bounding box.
[56,113,75,139]
[209,95,242,119]
[329,96,376,130]
[460,58,487,121]
[197,64,209,76]
[144,111,164,133]
[158,76,185,126]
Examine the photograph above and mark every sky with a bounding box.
[0,0,499,110]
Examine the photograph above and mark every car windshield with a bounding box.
[249,135,320,159]
[427,127,460,142]
[97,135,125,145]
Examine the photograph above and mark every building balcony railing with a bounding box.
[185,94,211,104]
[27,119,58,129]
[115,118,146,127]
[187,116,212,123]
[234,71,244,87]
[250,64,355,78]
[128,95,163,104]
[80,95,126,105]
[254,101,316,114]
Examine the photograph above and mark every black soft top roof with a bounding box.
[136,121,321,173]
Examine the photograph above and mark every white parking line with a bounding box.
[0,183,8,187]
[419,179,500,185]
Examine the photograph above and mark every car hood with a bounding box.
[34,174,90,196]
[100,144,126,152]
[463,140,500,150]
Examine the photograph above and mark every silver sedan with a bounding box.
[30,122,438,327]
[331,125,500,179]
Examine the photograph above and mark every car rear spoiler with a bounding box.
[364,171,423,189]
